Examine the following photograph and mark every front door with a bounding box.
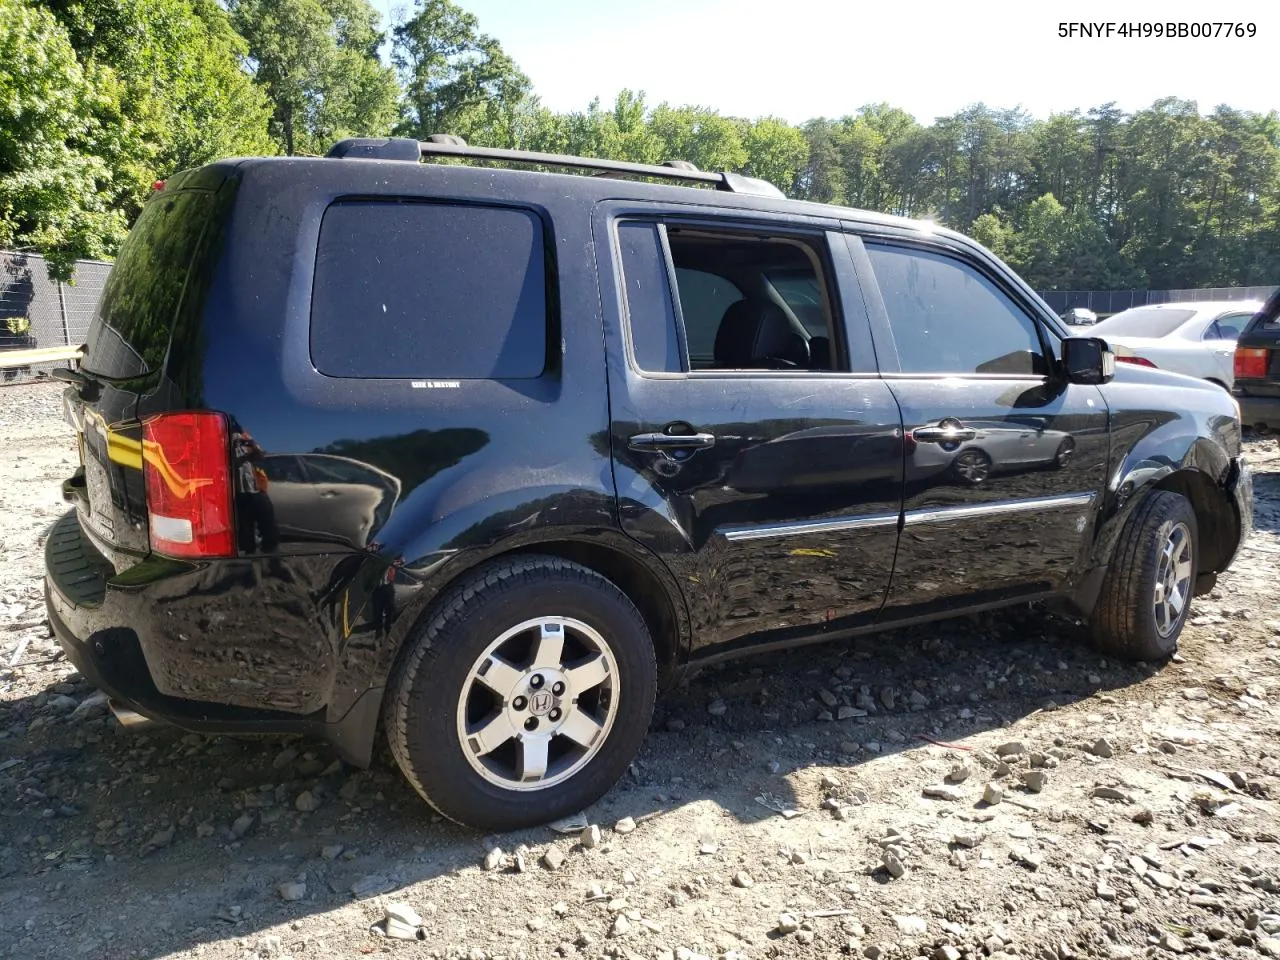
[848,233,1110,616]
[596,205,904,658]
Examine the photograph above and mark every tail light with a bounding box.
[141,412,234,557]
[1116,356,1158,368]
[1235,347,1269,380]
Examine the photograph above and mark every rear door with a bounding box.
[63,173,238,569]
[596,202,904,659]
[846,231,1110,616]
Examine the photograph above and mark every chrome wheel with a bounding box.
[456,617,619,791]
[1153,522,1193,638]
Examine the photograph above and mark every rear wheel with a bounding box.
[1091,490,1198,661]
[383,555,657,830]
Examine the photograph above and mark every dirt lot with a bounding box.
[2,379,1279,960]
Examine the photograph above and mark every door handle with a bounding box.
[912,421,976,444]
[628,432,717,461]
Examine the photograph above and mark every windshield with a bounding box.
[1093,307,1197,339]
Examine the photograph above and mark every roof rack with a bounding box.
[326,136,786,200]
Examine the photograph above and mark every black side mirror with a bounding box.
[1062,337,1114,385]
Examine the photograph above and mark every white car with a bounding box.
[1089,300,1263,389]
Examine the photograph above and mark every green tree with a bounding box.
[393,0,531,146]
[229,0,398,155]
[0,0,126,277]
[740,117,807,190]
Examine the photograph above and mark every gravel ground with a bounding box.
[2,380,1280,960]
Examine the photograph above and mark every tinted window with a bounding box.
[311,201,547,379]
[1093,307,1196,338]
[866,243,1044,375]
[616,222,681,373]
[768,272,828,336]
[672,268,744,364]
[85,188,227,378]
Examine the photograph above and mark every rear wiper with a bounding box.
[1254,287,1280,327]
[52,359,102,402]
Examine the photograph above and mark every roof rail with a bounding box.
[325,136,786,199]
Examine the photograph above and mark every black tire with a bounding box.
[382,555,657,830]
[1091,490,1198,662]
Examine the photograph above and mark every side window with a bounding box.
[615,222,681,373]
[615,222,841,373]
[311,200,547,379]
[865,242,1047,376]
[1212,315,1249,341]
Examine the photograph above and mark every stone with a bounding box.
[796,930,816,945]
[614,816,637,835]
[1092,786,1130,802]
[1090,738,1115,758]
[924,785,964,801]
[230,813,255,839]
[994,761,1013,778]
[277,881,306,901]
[272,747,298,769]
[1009,845,1043,870]
[732,870,753,888]
[610,914,630,937]
[542,846,565,871]
[580,824,601,849]
[880,688,896,710]
[819,689,839,708]
[838,707,867,720]
[707,699,727,717]
[945,763,971,784]
[1258,939,1280,958]
[320,844,344,860]
[777,913,800,934]
[983,784,1004,805]
[882,849,906,879]
[894,915,927,936]
[1147,869,1177,890]
[196,822,215,838]
[1159,933,1186,954]
[952,833,981,849]
[936,947,962,960]
[294,791,320,813]
[46,694,77,714]
[665,718,686,732]
[483,847,505,871]
[1021,770,1048,793]
[350,875,394,898]
[698,841,718,855]
[821,772,842,790]
[996,741,1027,757]
[1095,880,1116,901]
[383,903,423,940]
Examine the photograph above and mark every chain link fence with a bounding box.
[1,252,111,383]
[1037,285,1277,317]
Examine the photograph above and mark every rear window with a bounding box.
[1094,307,1196,338]
[310,201,548,380]
[83,189,221,378]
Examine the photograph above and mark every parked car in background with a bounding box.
[1061,307,1098,326]
[1234,290,1280,431]
[1090,300,1262,389]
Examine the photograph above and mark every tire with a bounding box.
[383,555,657,830]
[1091,490,1198,662]
[952,449,992,485]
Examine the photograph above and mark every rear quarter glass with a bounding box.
[81,182,237,381]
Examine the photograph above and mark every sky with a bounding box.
[369,0,1276,125]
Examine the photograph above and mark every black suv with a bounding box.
[1234,288,1280,432]
[46,138,1253,830]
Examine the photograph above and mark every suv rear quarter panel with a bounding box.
[142,159,627,723]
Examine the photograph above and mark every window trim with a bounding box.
[611,214,852,378]
[853,233,1059,381]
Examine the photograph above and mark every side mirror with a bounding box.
[1062,337,1114,385]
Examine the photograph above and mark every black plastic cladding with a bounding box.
[44,151,1251,766]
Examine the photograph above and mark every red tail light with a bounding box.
[1116,356,1158,368]
[1235,347,1269,380]
[141,412,234,557]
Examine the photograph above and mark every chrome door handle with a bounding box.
[912,421,976,444]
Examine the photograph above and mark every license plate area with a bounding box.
[82,454,115,539]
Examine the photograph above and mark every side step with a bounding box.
[109,700,161,732]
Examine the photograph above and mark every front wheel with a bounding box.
[383,555,657,830]
[1091,490,1198,661]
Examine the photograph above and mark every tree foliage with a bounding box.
[4,0,1280,291]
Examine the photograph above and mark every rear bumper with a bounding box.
[1236,393,1280,428]
[43,509,381,764]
